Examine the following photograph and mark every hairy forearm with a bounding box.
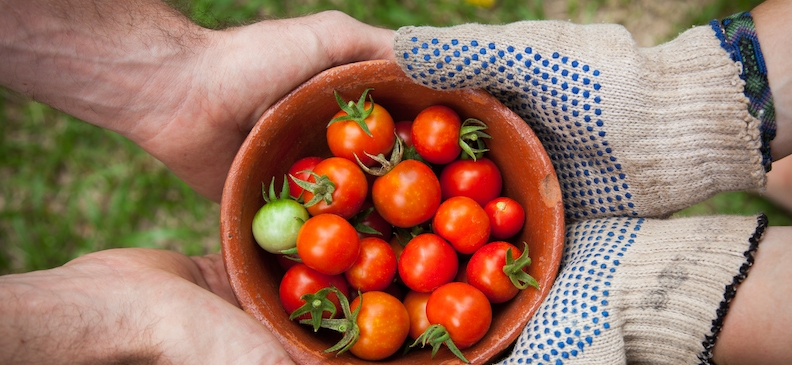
[754,0,792,160]
[0,0,209,139]
[0,267,156,364]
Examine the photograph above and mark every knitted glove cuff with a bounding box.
[498,214,766,365]
[712,12,776,171]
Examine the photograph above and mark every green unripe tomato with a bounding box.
[252,177,310,254]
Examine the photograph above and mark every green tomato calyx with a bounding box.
[459,118,491,161]
[290,287,338,332]
[291,172,336,208]
[328,88,376,137]
[262,175,292,203]
[299,288,362,356]
[411,324,469,363]
[504,242,540,290]
[355,134,405,177]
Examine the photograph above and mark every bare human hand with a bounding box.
[0,2,395,202]
[0,248,294,365]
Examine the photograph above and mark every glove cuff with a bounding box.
[699,214,766,364]
[501,214,766,365]
[712,12,776,171]
[614,215,766,365]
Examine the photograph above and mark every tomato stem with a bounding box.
[289,287,339,332]
[290,171,336,208]
[411,324,469,363]
[459,118,491,161]
[262,175,294,203]
[298,287,362,356]
[504,242,540,290]
[355,135,404,177]
[328,88,376,137]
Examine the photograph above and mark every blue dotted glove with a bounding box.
[393,14,777,365]
[394,19,769,220]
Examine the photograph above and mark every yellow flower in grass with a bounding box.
[465,0,495,8]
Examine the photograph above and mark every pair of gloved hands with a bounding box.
[391,11,774,365]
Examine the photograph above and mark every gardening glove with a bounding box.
[393,12,776,220]
[495,214,766,365]
[394,12,777,365]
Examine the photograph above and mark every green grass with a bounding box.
[0,90,219,273]
[1,0,783,274]
[171,0,546,29]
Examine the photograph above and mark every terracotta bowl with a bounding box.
[221,60,564,364]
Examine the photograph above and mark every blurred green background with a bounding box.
[1,0,783,275]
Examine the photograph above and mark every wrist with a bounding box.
[0,265,158,364]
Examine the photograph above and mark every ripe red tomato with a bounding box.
[302,157,368,219]
[349,291,410,361]
[287,156,322,199]
[297,213,361,275]
[278,263,350,320]
[484,197,526,239]
[432,196,491,254]
[439,157,503,207]
[327,95,395,166]
[344,237,398,292]
[411,105,462,164]
[466,241,524,303]
[403,290,432,340]
[426,282,492,349]
[372,159,441,228]
[398,233,458,292]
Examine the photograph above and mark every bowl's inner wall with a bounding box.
[221,61,563,365]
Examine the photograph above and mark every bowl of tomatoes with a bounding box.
[220,59,564,364]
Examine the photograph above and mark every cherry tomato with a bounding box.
[297,213,360,275]
[484,197,526,239]
[372,159,441,228]
[411,105,462,164]
[287,156,322,199]
[251,178,309,254]
[426,282,492,349]
[466,241,524,303]
[349,291,410,361]
[439,157,502,207]
[345,237,398,292]
[278,263,350,320]
[302,157,368,219]
[327,92,395,166]
[403,290,432,340]
[398,233,458,292]
[432,196,491,254]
